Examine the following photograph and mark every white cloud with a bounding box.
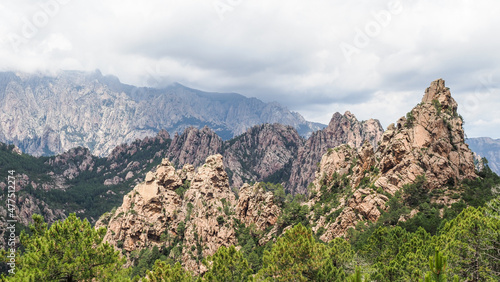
[0,0,499,137]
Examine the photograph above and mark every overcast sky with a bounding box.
[0,0,499,138]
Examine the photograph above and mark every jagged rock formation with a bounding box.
[374,79,476,193]
[236,183,281,232]
[467,137,500,174]
[166,127,223,169]
[308,79,477,241]
[165,117,382,194]
[97,154,280,273]
[0,71,323,157]
[223,124,303,188]
[165,124,303,189]
[46,147,96,181]
[288,111,384,194]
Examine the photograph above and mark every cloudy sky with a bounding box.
[0,0,499,138]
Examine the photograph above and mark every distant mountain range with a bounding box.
[466,137,500,175]
[0,70,324,157]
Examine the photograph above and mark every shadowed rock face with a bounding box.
[165,124,303,189]
[288,111,384,194]
[308,79,477,241]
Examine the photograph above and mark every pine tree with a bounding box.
[202,245,253,282]
[6,214,126,281]
[143,261,192,282]
[427,249,448,282]
[257,223,326,281]
[347,267,368,282]
[440,205,500,281]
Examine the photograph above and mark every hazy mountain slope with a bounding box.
[467,137,500,174]
[0,70,324,157]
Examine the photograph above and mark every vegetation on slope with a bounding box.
[3,193,498,281]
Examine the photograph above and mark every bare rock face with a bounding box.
[167,124,303,189]
[308,79,477,239]
[223,124,303,188]
[289,112,383,194]
[97,154,278,274]
[236,183,281,232]
[97,155,235,273]
[0,177,65,247]
[375,79,476,193]
[46,147,95,181]
[166,127,223,169]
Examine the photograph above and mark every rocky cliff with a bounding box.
[288,111,384,194]
[96,155,280,274]
[307,79,477,241]
[164,116,383,194]
[222,124,303,188]
[166,127,223,169]
[0,71,323,157]
[165,124,303,190]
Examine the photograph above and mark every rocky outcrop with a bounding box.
[164,116,382,195]
[0,172,66,248]
[97,155,236,273]
[288,112,384,194]
[46,147,95,181]
[165,124,303,189]
[374,79,476,193]
[236,183,281,232]
[0,71,323,157]
[223,124,303,188]
[97,154,279,273]
[166,127,223,169]
[309,79,477,240]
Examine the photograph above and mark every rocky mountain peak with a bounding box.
[375,79,475,193]
[166,127,223,169]
[308,79,477,241]
[343,110,356,121]
[422,78,457,111]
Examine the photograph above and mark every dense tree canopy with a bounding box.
[3,214,126,281]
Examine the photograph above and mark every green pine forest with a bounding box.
[1,161,499,281]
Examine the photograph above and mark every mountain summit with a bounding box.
[308,78,477,240]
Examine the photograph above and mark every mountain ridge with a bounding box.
[0,70,324,157]
[466,137,500,174]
